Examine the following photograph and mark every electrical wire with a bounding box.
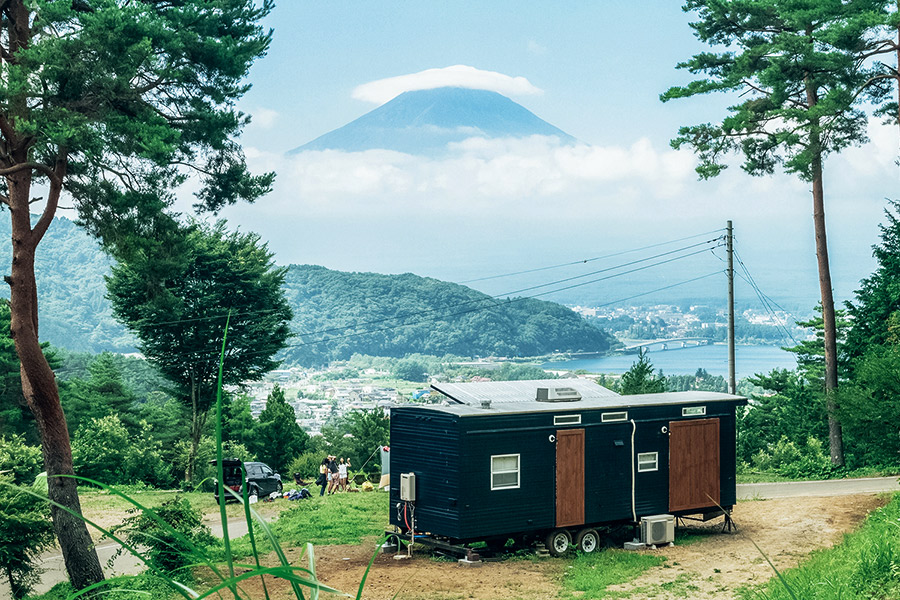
[456,228,726,284]
[732,247,798,346]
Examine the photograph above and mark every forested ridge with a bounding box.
[0,218,612,362]
[282,264,614,365]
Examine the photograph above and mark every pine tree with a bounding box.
[620,350,667,395]
[254,385,309,474]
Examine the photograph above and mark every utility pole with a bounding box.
[726,221,736,395]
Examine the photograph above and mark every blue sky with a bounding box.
[213,1,898,311]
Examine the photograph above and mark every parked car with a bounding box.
[210,458,283,503]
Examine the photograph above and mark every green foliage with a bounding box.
[61,352,141,435]
[785,306,852,390]
[846,200,900,362]
[839,345,900,467]
[663,1,888,181]
[666,367,727,392]
[750,436,833,480]
[107,219,293,481]
[220,393,256,450]
[71,415,172,487]
[254,384,309,474]
[0,437,55,599]
[176,437,254,489]
[285,452,325,480]
[743,493,900,599]
[0,217,134,354]
[392,358,426,382]
[107,495,217,580]
[738,369,829,467]
[342,407,390,475]
[620,350,666,395]
[282,265,615,365]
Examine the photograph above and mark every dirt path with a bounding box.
[607,494,886,599]
[228,494,887,600]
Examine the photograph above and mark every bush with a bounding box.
[0,437,55,598]
[751,436,833,479]
[286,452,324,481]
[71,415,172,486]
[107,494,217,580]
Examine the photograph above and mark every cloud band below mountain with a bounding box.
[352,65,543,105]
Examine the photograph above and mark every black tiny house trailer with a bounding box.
[389,379,746,554]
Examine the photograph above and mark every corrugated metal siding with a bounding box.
[389,408,462,538]
[719,411,737,506]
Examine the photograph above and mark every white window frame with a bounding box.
[637,452,659,473]
[682,406,707,417]
[601,411,628,423]
[553,414,582,426]
[490,454,520,490]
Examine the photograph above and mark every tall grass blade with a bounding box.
[355,536,389,600]
[214,310,240,599]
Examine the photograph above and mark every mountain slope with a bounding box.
[281,264,612,366]
[291,87,577,155]
[0,216,135,353]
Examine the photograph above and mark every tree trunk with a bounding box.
[7,172,105,591]
[805,72,844,467]
[810,149,845,467]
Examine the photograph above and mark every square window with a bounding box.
[637,452,658,473]
[491,454,520,490]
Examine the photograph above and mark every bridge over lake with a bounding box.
[620,337,714,353]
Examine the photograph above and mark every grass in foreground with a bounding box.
[738,492,900,599]
[227,490,389,557]
[558,549,666,599]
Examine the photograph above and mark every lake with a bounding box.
[542,344,796,379]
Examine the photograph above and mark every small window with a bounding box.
[682,406,707,417]
[601,411,628,423]
[491,454,520,490]
[637,452,658,473]
[554,414,582,426]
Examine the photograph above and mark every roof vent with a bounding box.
[536,387,582,402]
[481,400,492,410]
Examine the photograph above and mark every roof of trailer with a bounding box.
[431,378,619,405]
[416,381,745,416]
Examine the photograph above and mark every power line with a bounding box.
[732,247,798,346]
[457,228,725,284]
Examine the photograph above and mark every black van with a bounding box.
[211,458,283,503]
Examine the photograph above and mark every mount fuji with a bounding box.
[290,87,577,156]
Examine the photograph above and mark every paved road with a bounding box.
[737,476,900,500]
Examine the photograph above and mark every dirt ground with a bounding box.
[232,493,887,600]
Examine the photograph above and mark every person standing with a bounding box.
[338,458,349,491]
[327,455,339,494]
[318,457,329,497]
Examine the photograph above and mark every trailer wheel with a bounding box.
[575,529,600,553]
[546,529,571,557]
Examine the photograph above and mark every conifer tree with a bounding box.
[255,384,309,474]
[0,1,273,588]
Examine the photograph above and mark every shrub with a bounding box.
[107,494,217,580]
[286,452,324,481]
[71,415,172,486]
[751,436,833,479]
[0,437,55,598]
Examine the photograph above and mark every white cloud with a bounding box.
[352,65,543,105]
[248,107,279,129]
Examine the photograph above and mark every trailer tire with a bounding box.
[546,529,571,557]
[575,529,600,553]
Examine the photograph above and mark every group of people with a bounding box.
[318,455,351,495]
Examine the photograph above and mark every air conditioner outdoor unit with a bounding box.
[640,514,675,545]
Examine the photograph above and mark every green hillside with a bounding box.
[0,218,613,362]
[0,216,134,352]
[282,264,614,366]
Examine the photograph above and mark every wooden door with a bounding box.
[556,428,585,527]
[669,418,720,513]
